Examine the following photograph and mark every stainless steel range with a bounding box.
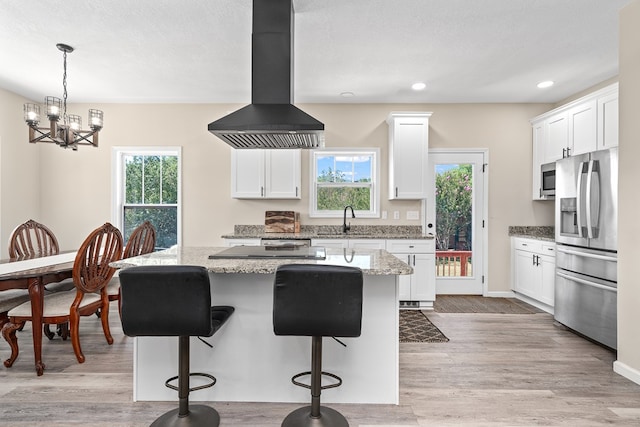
[554,147,617,349]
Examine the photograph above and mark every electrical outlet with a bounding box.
[406,211,419,220]
[381,210,388,219]
[393,211,400,220]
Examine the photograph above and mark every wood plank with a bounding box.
[1,300,639,425]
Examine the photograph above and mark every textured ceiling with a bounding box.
[0,0,632,104]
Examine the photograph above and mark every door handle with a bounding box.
[556,246,617,262]
[585,159,600,239]
[556,271,617,293]
[576,161,586,237]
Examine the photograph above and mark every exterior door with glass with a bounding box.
[426,151,486,295]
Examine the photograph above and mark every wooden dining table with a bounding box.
[0,254,74,376]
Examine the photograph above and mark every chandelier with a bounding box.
[23,43,103,150]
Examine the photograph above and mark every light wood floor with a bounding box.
[1,304,640,426]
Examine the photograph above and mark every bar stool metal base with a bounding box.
[150,404,220,427]
[282,405,349,427]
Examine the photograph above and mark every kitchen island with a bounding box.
[111,246,412,404]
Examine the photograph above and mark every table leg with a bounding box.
[28,277,46,376]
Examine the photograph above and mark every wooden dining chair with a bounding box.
[2,223,123,371]
[5,219,76,339]
[8,219,59,259]
[106,221,156,314]
[7,219,75,293]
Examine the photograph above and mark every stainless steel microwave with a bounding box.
[540,162,556,197]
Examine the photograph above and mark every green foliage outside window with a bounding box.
[124,155,178,249]
[436,164,472,250]
[317,187,371,210]
[314,152,374,212]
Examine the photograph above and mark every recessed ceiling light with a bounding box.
[411,82,427,91]
[340,91,355,97]
[537,80,554,89]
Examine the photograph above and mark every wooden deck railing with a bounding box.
[436,250,472,277]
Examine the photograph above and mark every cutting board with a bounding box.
[265,211,297,233]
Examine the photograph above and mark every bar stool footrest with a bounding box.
[291,370,342,390]
[165,372,216,393]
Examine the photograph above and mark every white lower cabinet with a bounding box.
[386,239,435,308]
[310,239,386,250]
[511,237,555,313]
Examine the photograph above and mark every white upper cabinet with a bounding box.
[597,89,619,150]
[231,149,301,199]
[530,83,618,201]
[387,112,432,200]
[545,113,568,162]
[568,99,597,157]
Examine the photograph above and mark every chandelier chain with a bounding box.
[62,49,68,124]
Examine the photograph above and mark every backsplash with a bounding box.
[233,224,424,237]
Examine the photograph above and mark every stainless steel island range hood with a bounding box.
[208,0,324,149]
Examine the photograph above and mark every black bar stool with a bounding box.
[119,265,234,427]
[273,264,363,427]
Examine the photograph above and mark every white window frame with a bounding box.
[309,148,380,218]
[111,146,182,246]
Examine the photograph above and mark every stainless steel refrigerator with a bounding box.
[555,147,617,349]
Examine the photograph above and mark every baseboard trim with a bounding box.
[484,291,516,298]
[512,293,554,314]
[614,360,640,386]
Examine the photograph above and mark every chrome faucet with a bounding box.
[343,205,355,234]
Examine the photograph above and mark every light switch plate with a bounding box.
[381,210,388,219]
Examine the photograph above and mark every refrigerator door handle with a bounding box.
[576,161,586,238]
[587,160,601,239]
[556,271,617,293]
[585,160,593,238]
[556,246,617,262]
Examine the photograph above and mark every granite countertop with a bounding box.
[222,225,435,240]
[111,246,413,276]
[508,226,555,242]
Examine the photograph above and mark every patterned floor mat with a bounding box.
[399,310,449,343]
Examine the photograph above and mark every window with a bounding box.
[310,149,379,218]
[112,147,181,249]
